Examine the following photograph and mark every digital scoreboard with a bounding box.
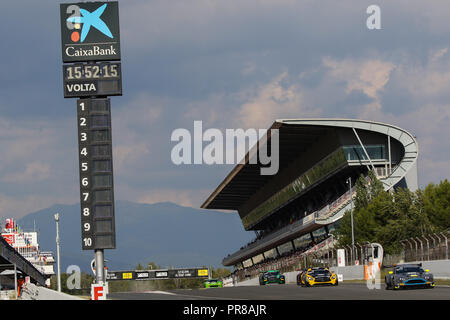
[77,98,116,250]
[63,62,122,98]
[60,2,121,256]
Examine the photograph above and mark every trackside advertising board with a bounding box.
[106,269,210,281]
[60,2,121,62]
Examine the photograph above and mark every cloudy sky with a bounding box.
[0,0,449,219]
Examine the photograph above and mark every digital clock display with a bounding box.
[63,62,122,98]
[64,62,121,80]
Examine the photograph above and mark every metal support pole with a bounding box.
[349,244,355,264]
[430,233,441,260]
[405,239,414,262]
[388,135,392,175]
[14,264,17,300]
[344,245,350,266]
[431,233,438,260]
[347,177,355,264]
[352,127,377,174]
[410,238,418,261]
[440,232,448,260]
[400,240,407,262]
[54,213,61,292]
[356,243,363,265]
[423,236,430,261]
[95,250,105,284]
[416,237,423,262]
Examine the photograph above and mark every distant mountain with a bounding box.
[16,201,254,273]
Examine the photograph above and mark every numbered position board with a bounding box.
[77,98,116,250]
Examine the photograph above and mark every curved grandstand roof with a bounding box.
[201,118,419,211]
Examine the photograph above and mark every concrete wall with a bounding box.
[330,265,365,280]
[20,283,83,300]
[406,260,450,279]
[235,276,259,286]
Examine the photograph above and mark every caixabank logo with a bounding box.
[60,1,121,62]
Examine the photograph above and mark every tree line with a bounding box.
[335,171,450,254]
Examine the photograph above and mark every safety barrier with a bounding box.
[399,230,449,262]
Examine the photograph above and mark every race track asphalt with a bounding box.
[107,282,450,300]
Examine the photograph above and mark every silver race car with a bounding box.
[385,263,435,290]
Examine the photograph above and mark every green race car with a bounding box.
[204,279,223,288]
[259,270,286,285]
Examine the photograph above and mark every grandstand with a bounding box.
[201,119,419,271]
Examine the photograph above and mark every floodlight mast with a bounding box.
[54,213,62,292]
